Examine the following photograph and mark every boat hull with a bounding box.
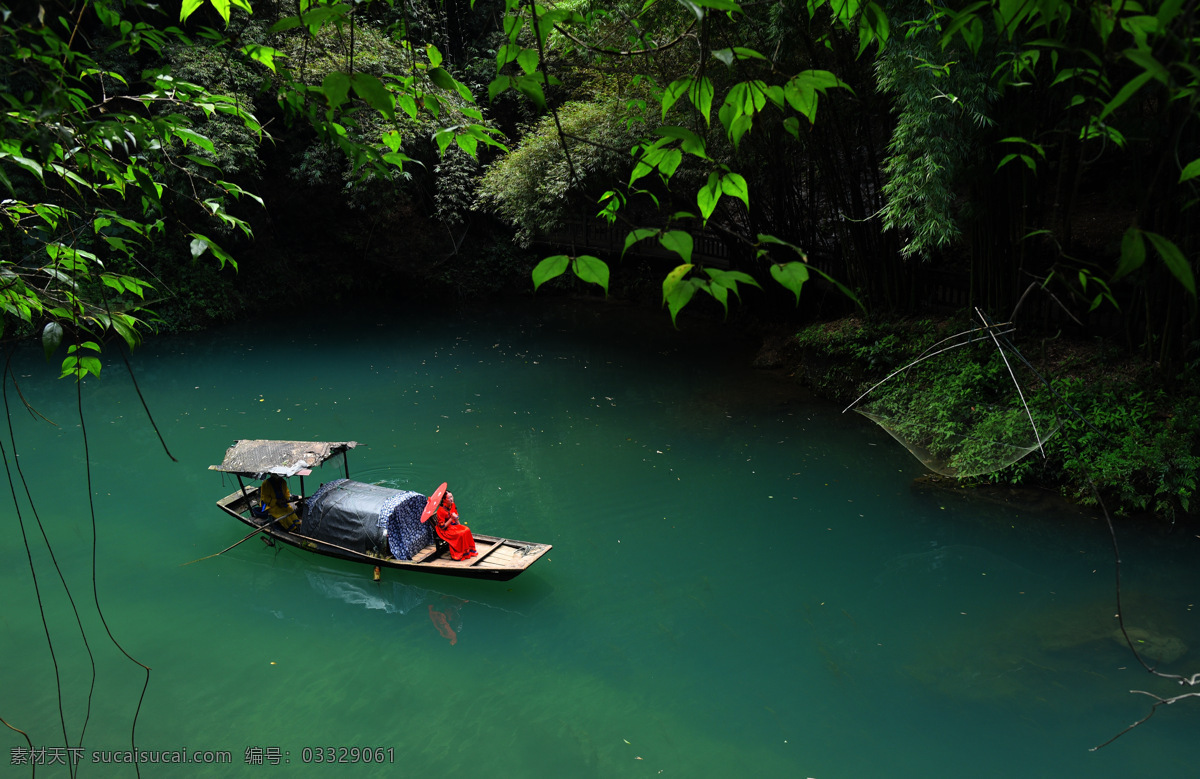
[216,487,551,581]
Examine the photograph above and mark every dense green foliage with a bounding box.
[0,1,267,374]
[0,0,504,374]
[477,94,655,246]
[466,0,1199,367]
[4,0,1197,360]
[874,5,998,259]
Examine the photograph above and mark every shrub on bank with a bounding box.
[793,317,1200,522]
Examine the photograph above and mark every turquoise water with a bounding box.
[3,301,1198,777]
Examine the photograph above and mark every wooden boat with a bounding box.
[209,440,551,581]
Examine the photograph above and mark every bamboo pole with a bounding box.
[180,509,295,567]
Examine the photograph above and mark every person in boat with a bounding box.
[434,489,477,561]
[259,475,300,531]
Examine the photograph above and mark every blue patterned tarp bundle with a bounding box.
[381,489,436,560]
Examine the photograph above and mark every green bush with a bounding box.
[1051,379,1200,520]
[795,317,1200,521]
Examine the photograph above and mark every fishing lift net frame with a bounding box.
[843,308,1061,479]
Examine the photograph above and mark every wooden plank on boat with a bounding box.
[218,487,257,510]
[465,538,505,567]
[409,544,440,563]
[481,545,515,566]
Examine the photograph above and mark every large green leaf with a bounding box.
[180,0,205,22]
[1114,226,1146,282]
[488,75,516,103]
[1100,70,1153,121]
[322,71,351,110]
[269,15,303,33]
[755,233,806,258]
[351,73,395,119]
[427,43,444,69]
[1145,231,1196,297]
[454,132,478,156]
[1179,157,1200,183]
[187,233,236,270]
[572,255,610,295]
[770,262,810,305]
[516,48,539,76]
[496,42,520,68]
[532,255,570,290]
[688,77,715,125]
[697,173,721,220]
[659,230,694,263]
[656,126,708,159]
[703,268,759,314]
[673,0,705,22]
[706,277,729,315]
[622,228,659,257]
[515,75,547,110]
[661,78,691,120]
[784,70,847,124]
[665,277,699,326]
[428,67,458,92]
[173,128,215,153]
[727,114,753,148]
[705,268,761,300]
[240,44,282,73]
[661,263,695,305]
[657,148,683,179]
[719,172,749,211]
[42,322,63,361]
[692,0,743,10]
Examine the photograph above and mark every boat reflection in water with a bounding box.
[304,570,469,646]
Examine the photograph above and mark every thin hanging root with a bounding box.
[842,323,1016,414]
[5,351,96,779]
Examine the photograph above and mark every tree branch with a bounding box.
[551,19,697,58]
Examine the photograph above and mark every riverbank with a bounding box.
[764,314,1200,527]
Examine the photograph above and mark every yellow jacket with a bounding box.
[260,477,297,530]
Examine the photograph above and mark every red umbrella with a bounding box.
[420,482,448,523]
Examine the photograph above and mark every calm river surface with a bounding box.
[3,300,1198,777]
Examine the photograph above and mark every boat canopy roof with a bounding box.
[209,440,358,478]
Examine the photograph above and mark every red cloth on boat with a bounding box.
[436,499,477,561]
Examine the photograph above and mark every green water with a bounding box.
[3,301,1198,777]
